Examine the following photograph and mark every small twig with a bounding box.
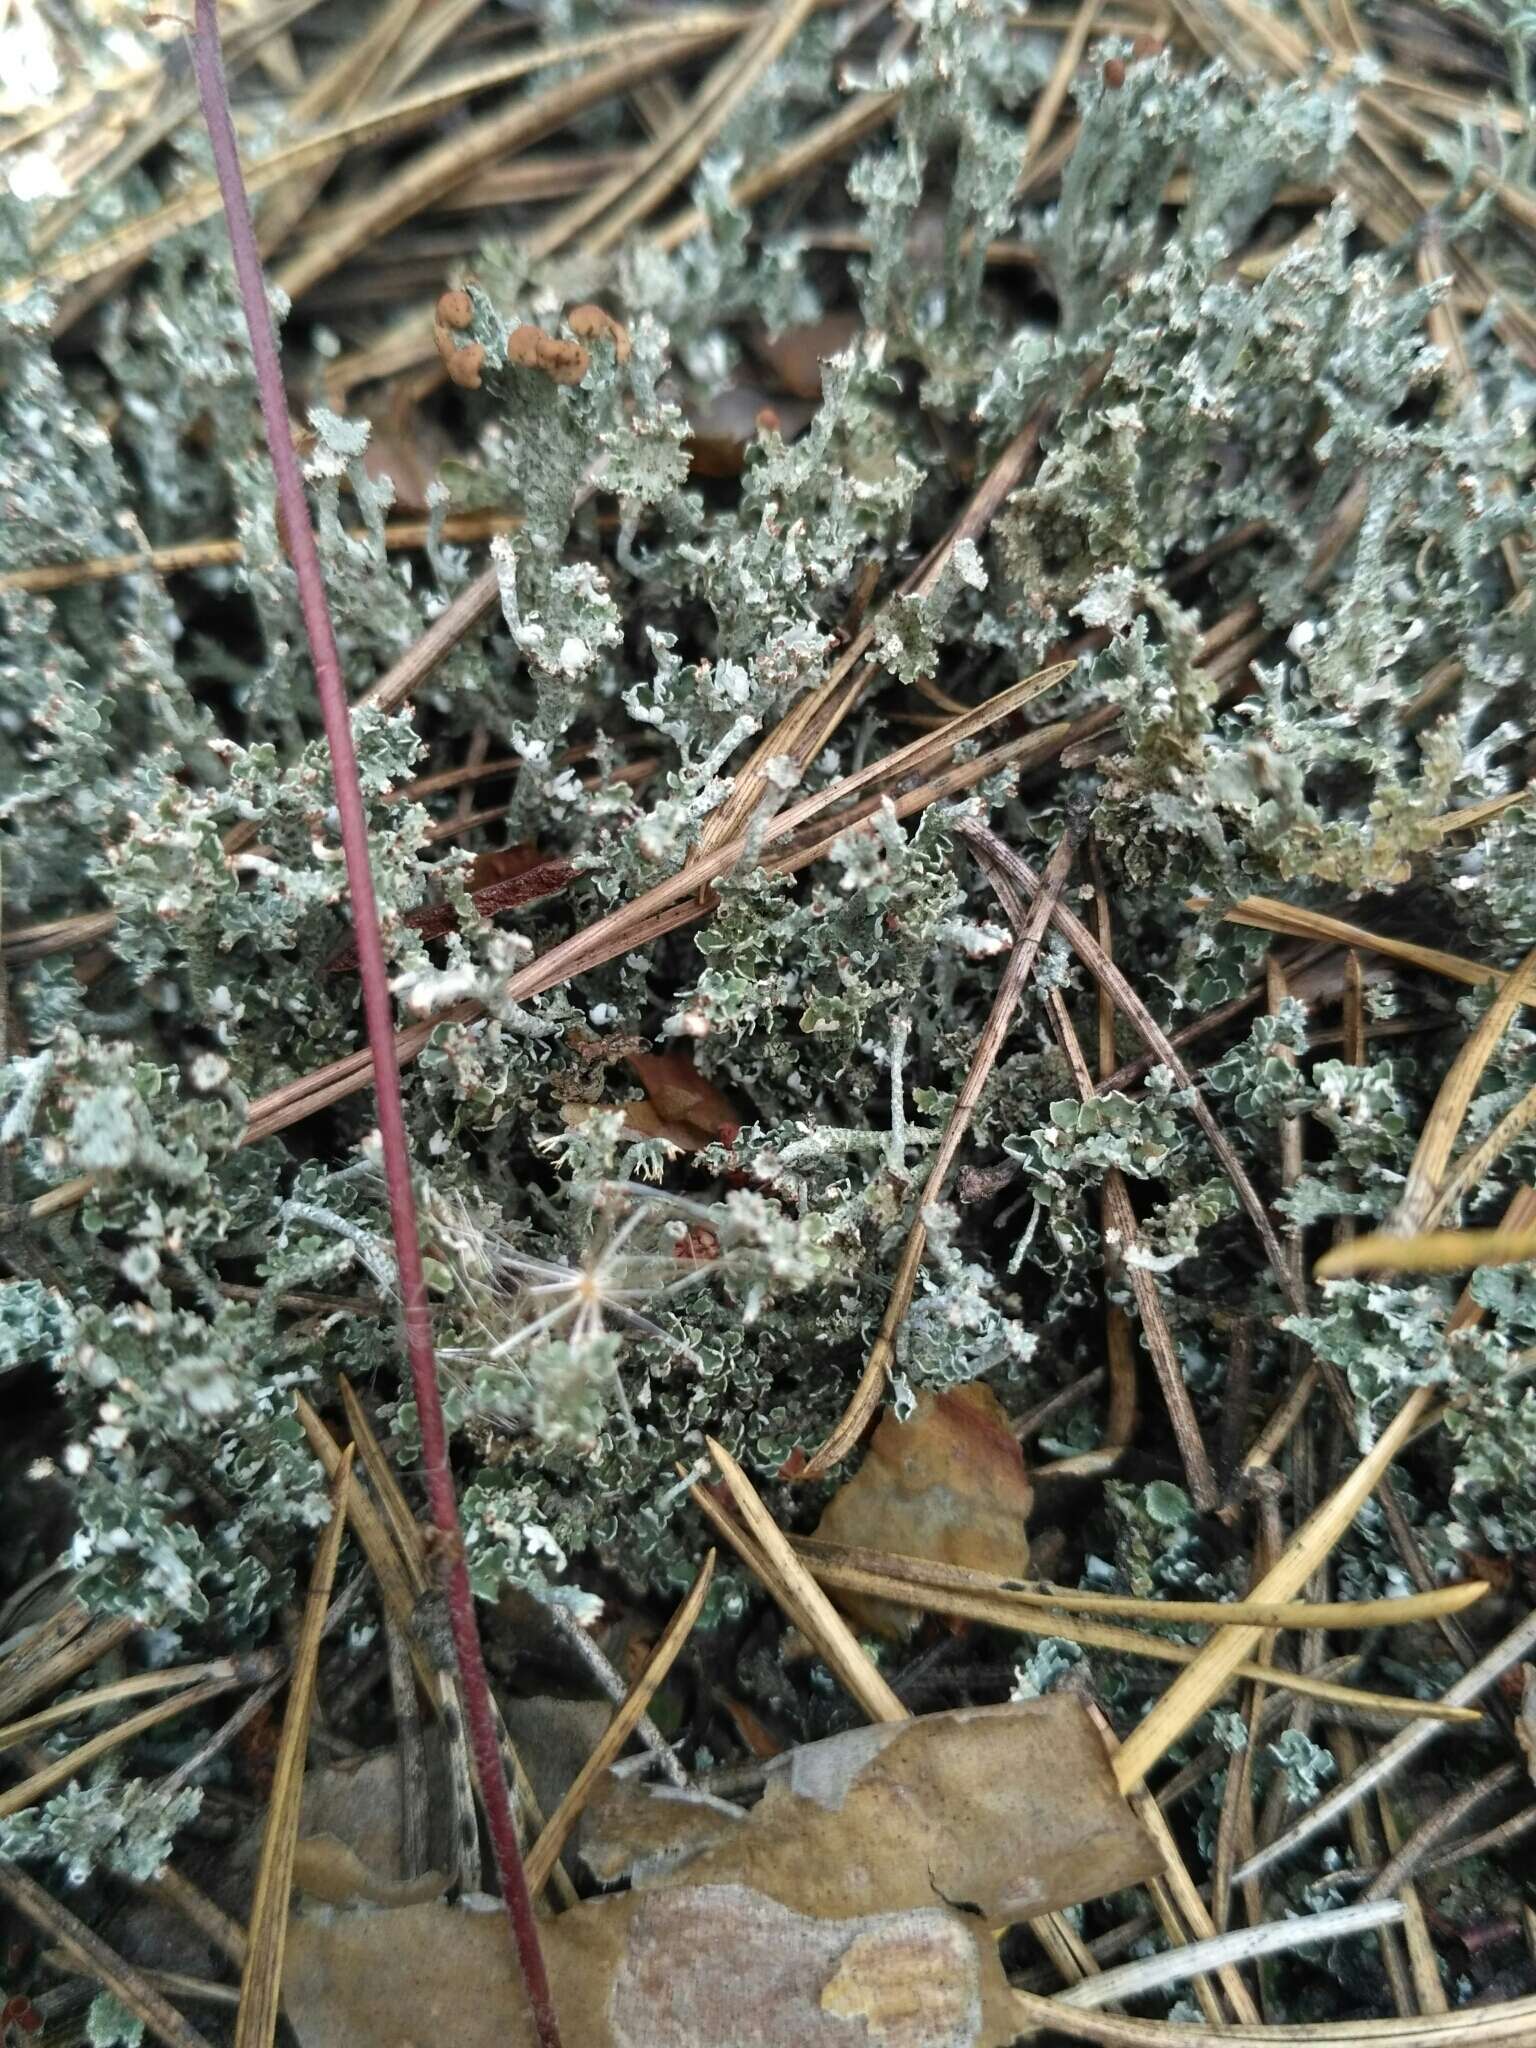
[1012,1366,1107,1445]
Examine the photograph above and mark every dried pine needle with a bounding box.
[235,1447,352,2048]
[1231,1600,1536,1886]
[789,1538,1489,1633]
[801,827,1077,1479]
[523,1548,714,1894]
[1222,898,1513,993]
[0,1862,217,2048]
[1055,1900,1406,2011]
[0,1653,279,1755]
[702,1437,906,1722]
[0,1674,248,1820]
[1111,1388,1438,1790]
[1392,947,1536,1230]
[1317,1223,1536,1278]
[1008,1988,1536,2044]
[792,1551,1479,1723]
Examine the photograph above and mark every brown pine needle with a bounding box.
[523,1549,714,1895]
[6,17,744,309]
[960,823,1301,1314]
[1008,1986,1536,2044]
[694,1444,1094,1972]
[1223,897,1515,993]
[0,1862,217,2048]
[1088,1704,1261,2026]
[0,510,517,597]
[789,1551,1479,1723]
[788,1539,1489,1633]
[274,31,739,303]
[0,1605,135,1722]
[1392,946,1536,1230]
[702,1436,906,1722]
[329,1382,576,1903]
[1047,983,1218,1511]
[1233,1601,1536,1885]
[1423,1078,1536,1228]
[235,1446,353,2048]
[0,1653,278,1754]
[337,1377,429,1594]
[688,409,1070,866]
[580,0,822,258]
[800,827,1077,1479]
[1112,1388,1437,1790]
[295,1396,424,1651]
[10,672,1075,1207]
[1022,0,1104,164]
[0,1675,246,1820]
[652,90,903,251]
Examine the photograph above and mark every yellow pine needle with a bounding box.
[1008,1985,1536,2044]
[1393,947,1536,1230]
[1222,898,1511,993]
[1317,1225,1536,1279]
[1112,1389,1438,1791]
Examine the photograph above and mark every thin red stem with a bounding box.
[187,9,560,2042]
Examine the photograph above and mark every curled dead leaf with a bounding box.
[561,1048,744,1153]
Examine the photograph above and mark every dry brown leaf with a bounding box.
[578,1698,1156,1926]
[284,1885,1019,2048]
[684,385,815,476]
[751,313,862,399]
[809,1385,1033,1637]
[563,1047,744,1153]
[289,1835,447,1909]
[715,1691,785,1760]
[580,1777,748,1887]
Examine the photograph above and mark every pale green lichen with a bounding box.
[1,7,1534,2007]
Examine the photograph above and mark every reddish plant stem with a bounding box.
[186,10,561,2044]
